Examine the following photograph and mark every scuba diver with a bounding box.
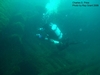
[36,22,78,51]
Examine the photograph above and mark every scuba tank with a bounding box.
[50,23,63,40]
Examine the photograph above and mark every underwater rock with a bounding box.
[0,0,12,32]
[0,21,25,47]
[10,22,24,36]
[0,10,9,32]
[9,13,25,25]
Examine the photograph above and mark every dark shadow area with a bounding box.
[19,61,39,75]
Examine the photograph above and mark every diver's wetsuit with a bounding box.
[36,23,78,51]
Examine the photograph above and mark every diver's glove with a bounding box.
[36,34,42,38]
[36,33,49,41]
